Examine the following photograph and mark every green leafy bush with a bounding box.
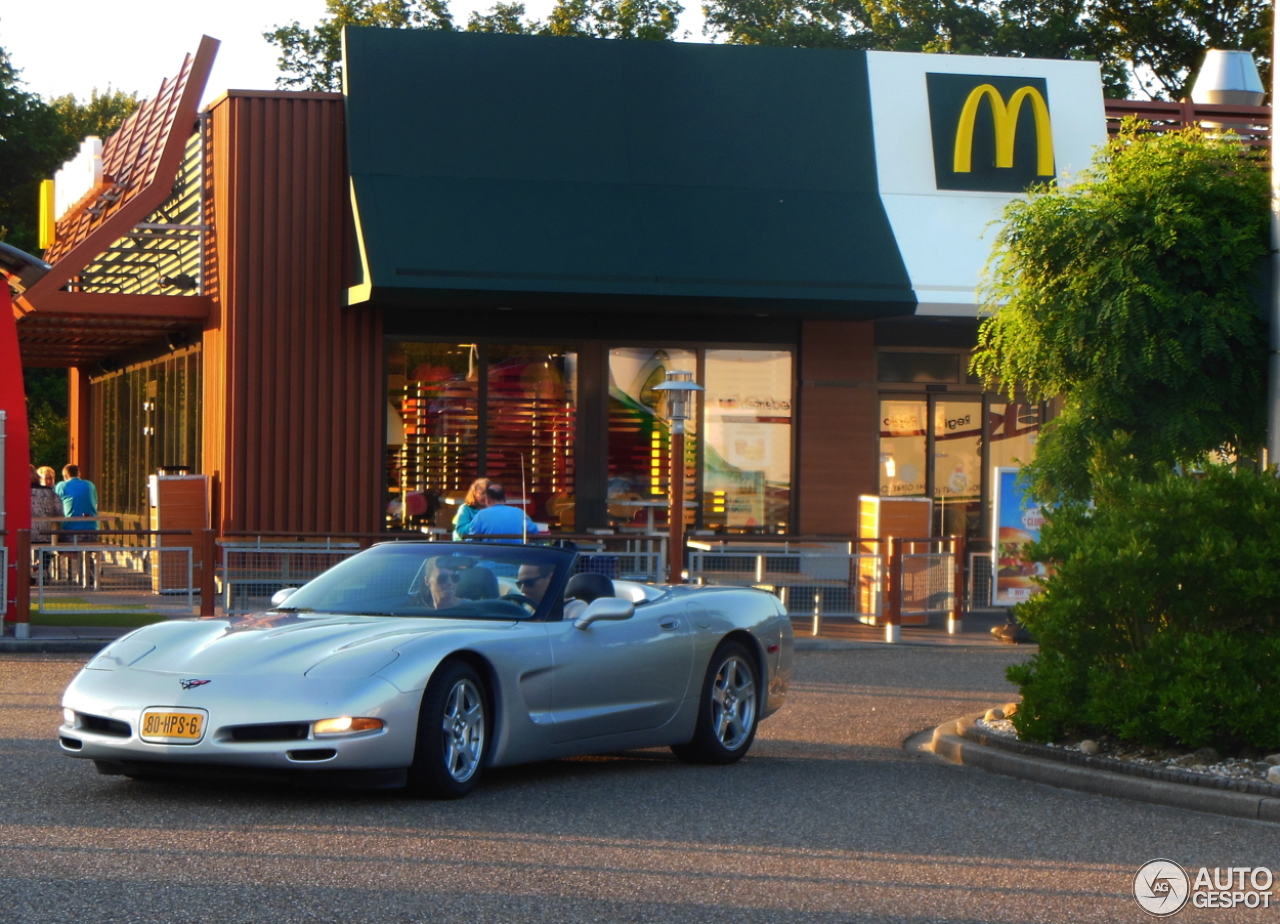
[1008,466,1280,751]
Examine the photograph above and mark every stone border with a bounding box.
[930,715,1280,823]
[960,715,1280,798]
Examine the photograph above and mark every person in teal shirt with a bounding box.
[55,464,98,531]
[452,478,490,541]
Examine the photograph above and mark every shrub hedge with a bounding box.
[1007,466,1280,751]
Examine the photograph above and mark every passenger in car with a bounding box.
[515,563,555,605]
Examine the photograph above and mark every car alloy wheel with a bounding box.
[442,676,485,783]
[710,652,757,752]
[409,659,489,798]
[671,640,760,765]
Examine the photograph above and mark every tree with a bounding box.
[0,43,67,252]
[1096,0,1271,101]
[269,0,683,89]
[700,0,1273,100]
[0,38,137,463]
[266,0,455,92]
[542,0,683,39]
[467,1,538,33]
[0,41,138,253]
[970,121,1270,503]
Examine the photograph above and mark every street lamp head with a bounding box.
[653,370,704,424]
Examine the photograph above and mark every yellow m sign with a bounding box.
[953,84,1054,177]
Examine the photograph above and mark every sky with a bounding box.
[1,0,709,106]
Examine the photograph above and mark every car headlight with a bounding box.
[63,708,75,726]
[313,716,384,737]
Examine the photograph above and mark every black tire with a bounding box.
[407,659,489,798]
[671,640,760,765]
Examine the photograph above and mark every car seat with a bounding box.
[457,567,500,600]
[564,571,615,604]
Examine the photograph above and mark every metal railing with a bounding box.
[220,539,362,613]
[968,551,993,610]
[32,543,197,616]
[688,540,884,634]
[688,534,964,639]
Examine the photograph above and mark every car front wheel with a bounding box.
[408,659,488,798]
[671,640,759,764]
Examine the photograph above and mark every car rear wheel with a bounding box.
[408,659,488,798]
[671,640,759,764]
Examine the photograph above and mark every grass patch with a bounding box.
[34,596,150,611]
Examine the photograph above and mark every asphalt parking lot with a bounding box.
[0,648,1274,923]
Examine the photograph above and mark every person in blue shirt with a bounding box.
[462,484,539,543]
[55,464,98,532]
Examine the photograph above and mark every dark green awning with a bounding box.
[343,28,915,317]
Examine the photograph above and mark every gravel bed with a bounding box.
[964,714,1280,797]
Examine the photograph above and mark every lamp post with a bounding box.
[654,371,703,584]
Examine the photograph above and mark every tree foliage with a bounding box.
[1,38,136,459]
[269,0,682,92]
[699,0,1272,100]
[970,122,1270,503]
[1007,466,1280,750]
[266,0,455,92]
[1095,0,1271,101]
[0,41,137,252]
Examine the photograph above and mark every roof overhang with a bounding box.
[14,36,218,367]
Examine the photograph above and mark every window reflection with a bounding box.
[703,350,791,533]
[607,348,696,530]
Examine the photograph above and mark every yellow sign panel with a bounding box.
[38,179,56,250]
[953,84,1054,177]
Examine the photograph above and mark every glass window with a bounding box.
[93,350,202,520]
[932,398,982,537]
[387,344,480,529]
[486,346,577,528]
[702,350,792,533]
[879,399,927,496]
[607,348,697,530]
[878,352,959,384]
[989,400,1040,472]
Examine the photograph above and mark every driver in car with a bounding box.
[423,557,464,609]
[514,563,554,606]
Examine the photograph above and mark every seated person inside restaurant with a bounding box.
[461,484,540,542]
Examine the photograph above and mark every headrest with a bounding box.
[565,571,615,604]
[456,567,499,600]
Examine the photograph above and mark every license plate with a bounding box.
[140,710,205,742]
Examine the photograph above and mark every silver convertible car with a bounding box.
[60,542,794,797]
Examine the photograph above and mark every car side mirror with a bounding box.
[271,587,299,607]
[573,597,635,629]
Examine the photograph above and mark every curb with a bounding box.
[0,639,113,654]
[929,715,1280,823]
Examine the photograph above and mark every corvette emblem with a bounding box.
[179,679,211,690]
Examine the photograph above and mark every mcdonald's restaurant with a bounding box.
[16,28,1180,556]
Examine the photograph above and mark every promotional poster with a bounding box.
[991,466,1046,606]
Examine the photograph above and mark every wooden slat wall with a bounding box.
[796,320,876,535]
[204,92,383,535]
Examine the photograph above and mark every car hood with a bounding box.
[87,613,519,677]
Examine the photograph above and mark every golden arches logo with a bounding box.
[952,84,1054,177]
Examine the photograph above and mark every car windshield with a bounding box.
[277,542,572,620]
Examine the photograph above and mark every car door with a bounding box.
[547,600,695,743]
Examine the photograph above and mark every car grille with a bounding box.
[226,722,310,742]
[80,714,131,738]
